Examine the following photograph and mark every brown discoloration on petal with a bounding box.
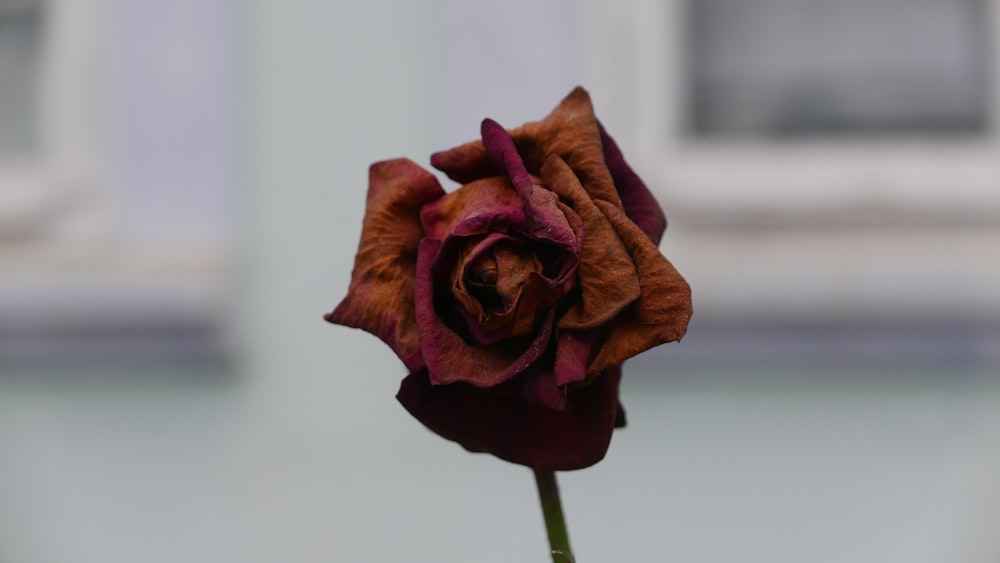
[451,232,506,323]
[492,242,539,308]
[416,239,557,389]
[588,200,693,377]
[421,176,522,241]
[543,155,641,329]
[432,87,623,209]
[326,159,445,371]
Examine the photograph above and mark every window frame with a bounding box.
[0,0,111,242]
[0,0,234,364]
[582,0,1000,226]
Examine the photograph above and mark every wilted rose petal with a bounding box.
[597,122,667,245]
[588,200,692,376]
[326,159,445,371]
[415,238,557,388]
[432,88,623,210]
[553,329,596,387]
[541,155,640,329]
[397,366,622,471]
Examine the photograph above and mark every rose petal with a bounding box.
[597,121,667,245]
[420,175,579,260]
[480,120,583,253]
[325,158,445,371]
[396,366,623,470]
[587,200,693,376]
[542,155,641,329]
[553,329,597,387]
[453,236,559,341]
[492,242,540,308]
[457,271,565,345]
[420,176,522,241]
[615,401,627,428]
[415,238,556,387]
[431,87,624,209]
[481,118,535,201]
[451,231,515,325]
[493,367,567,412]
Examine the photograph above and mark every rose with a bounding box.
[326,87,692,470]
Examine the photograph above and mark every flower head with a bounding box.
[327,87,692,470]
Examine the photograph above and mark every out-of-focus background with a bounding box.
[1,1,999,561]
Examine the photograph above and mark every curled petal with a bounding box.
[598,121,667,245]
[450,231,518,328]
[553,329,597,387]
[432,87,623,209]
[491,367,567,412]
[325,158,445,371]
[543,155,640,329]
[415,239,556,388]
[420,176,523,241]
[420,175,579,258]
[481,118,535,201]
[588,200,693,376]
[397,366,623,471]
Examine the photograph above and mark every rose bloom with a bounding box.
[327,88,692,470]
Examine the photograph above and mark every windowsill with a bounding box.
[0,242,231,364]
[662,225,1000,323]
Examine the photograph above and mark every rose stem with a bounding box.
[533,468,573,562]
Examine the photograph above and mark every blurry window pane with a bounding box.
[0,0,42,157]
[687,0,992,137]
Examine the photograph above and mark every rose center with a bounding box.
[467,241,539,310]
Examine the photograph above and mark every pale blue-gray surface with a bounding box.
[2,363,1000,562]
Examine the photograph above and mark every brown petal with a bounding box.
[588,200,693,377]
[325,158,445,371]
[543,155,641,329]
[451,232,510,324]
[492,242,540,308]
[415,239,556,388]
[431,87,624,209]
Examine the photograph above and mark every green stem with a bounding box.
[534,469,573,562]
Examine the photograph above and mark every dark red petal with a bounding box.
[497,367,567,412]
[420,176,522,241]
[325,158,445,371]
[597,121,667,245]
[415,238,556,388]
[481,118,535,201]
[553,329,597,386]
[615,401,627,428]
[588,200,693,376]
[396,366,623,470]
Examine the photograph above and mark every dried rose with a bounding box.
[326,87,691,470]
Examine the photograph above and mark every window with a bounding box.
[688,0,991,137]
[0,0,43,158]
[0,0,234,364]
[583,0,1000,218]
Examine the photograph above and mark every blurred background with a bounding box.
[1,0,999,561]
